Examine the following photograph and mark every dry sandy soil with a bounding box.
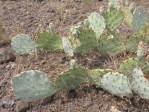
[0,0,149,112]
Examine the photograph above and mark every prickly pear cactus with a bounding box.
[119,58,137,78]
[136,41,146,61]
[11,34,36,55]
[70,29,98,55]
[101,72,132,97]
[98,36,126,56]
[55,67,91,91]
[125,35,142,53]
[87,12,106,39]
[108,0,122,9]
[62,37,74,56]
[12,70,56,102]
[122,4,133,26]
[70,23,82,36]
[131,68,149,99]
[36,30,63,52]
[88,68,113,87]
[104,8,124,31]
[132,6,148,32]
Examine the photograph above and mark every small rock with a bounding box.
[0,96,15,108]
[15,101,29,112]
[110,106,121,112]
[87,103,99,112]
[0,47,15,64]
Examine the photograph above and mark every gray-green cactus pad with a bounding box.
[11,34,36,55]
[12,70,56,102]
[88,12,106,39]
[131,68,149,99]
[62,37,74,56]
[132,6,148,32]
[101,72,132,97]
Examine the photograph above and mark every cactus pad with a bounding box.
[98,36,126,56]
[131,68,149,99]
[70,29,98,55]
[37,31,63,52]
[55,67,91,91]
[88,12,106,39]
[11,34,36,55]
[132,6,148,32]
[104,8,124,31]
[88,68,113,87]
[62,37,74,56]
[12,70,56,102]
[119,58,137,78]
[101,72,132,97]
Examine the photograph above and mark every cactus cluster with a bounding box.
[10,0,149,102]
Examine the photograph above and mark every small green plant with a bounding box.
[12,70,56,102]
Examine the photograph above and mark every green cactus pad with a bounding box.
[88,68,113,87]
[88,12,106,39]
[132,6,148,32]
[70,29,98,55]
[108,0,121,9]
[55,67,91,91]
[62,37,74,56]
[12,70,56,102]
[125,35,142,53]
[37,31,63,52]
[104,8,124,31]
[11,34,36,55]
[98,36,126,56]
[101,72,132,97]
[119,58,138,78]
[131,68,149,99]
